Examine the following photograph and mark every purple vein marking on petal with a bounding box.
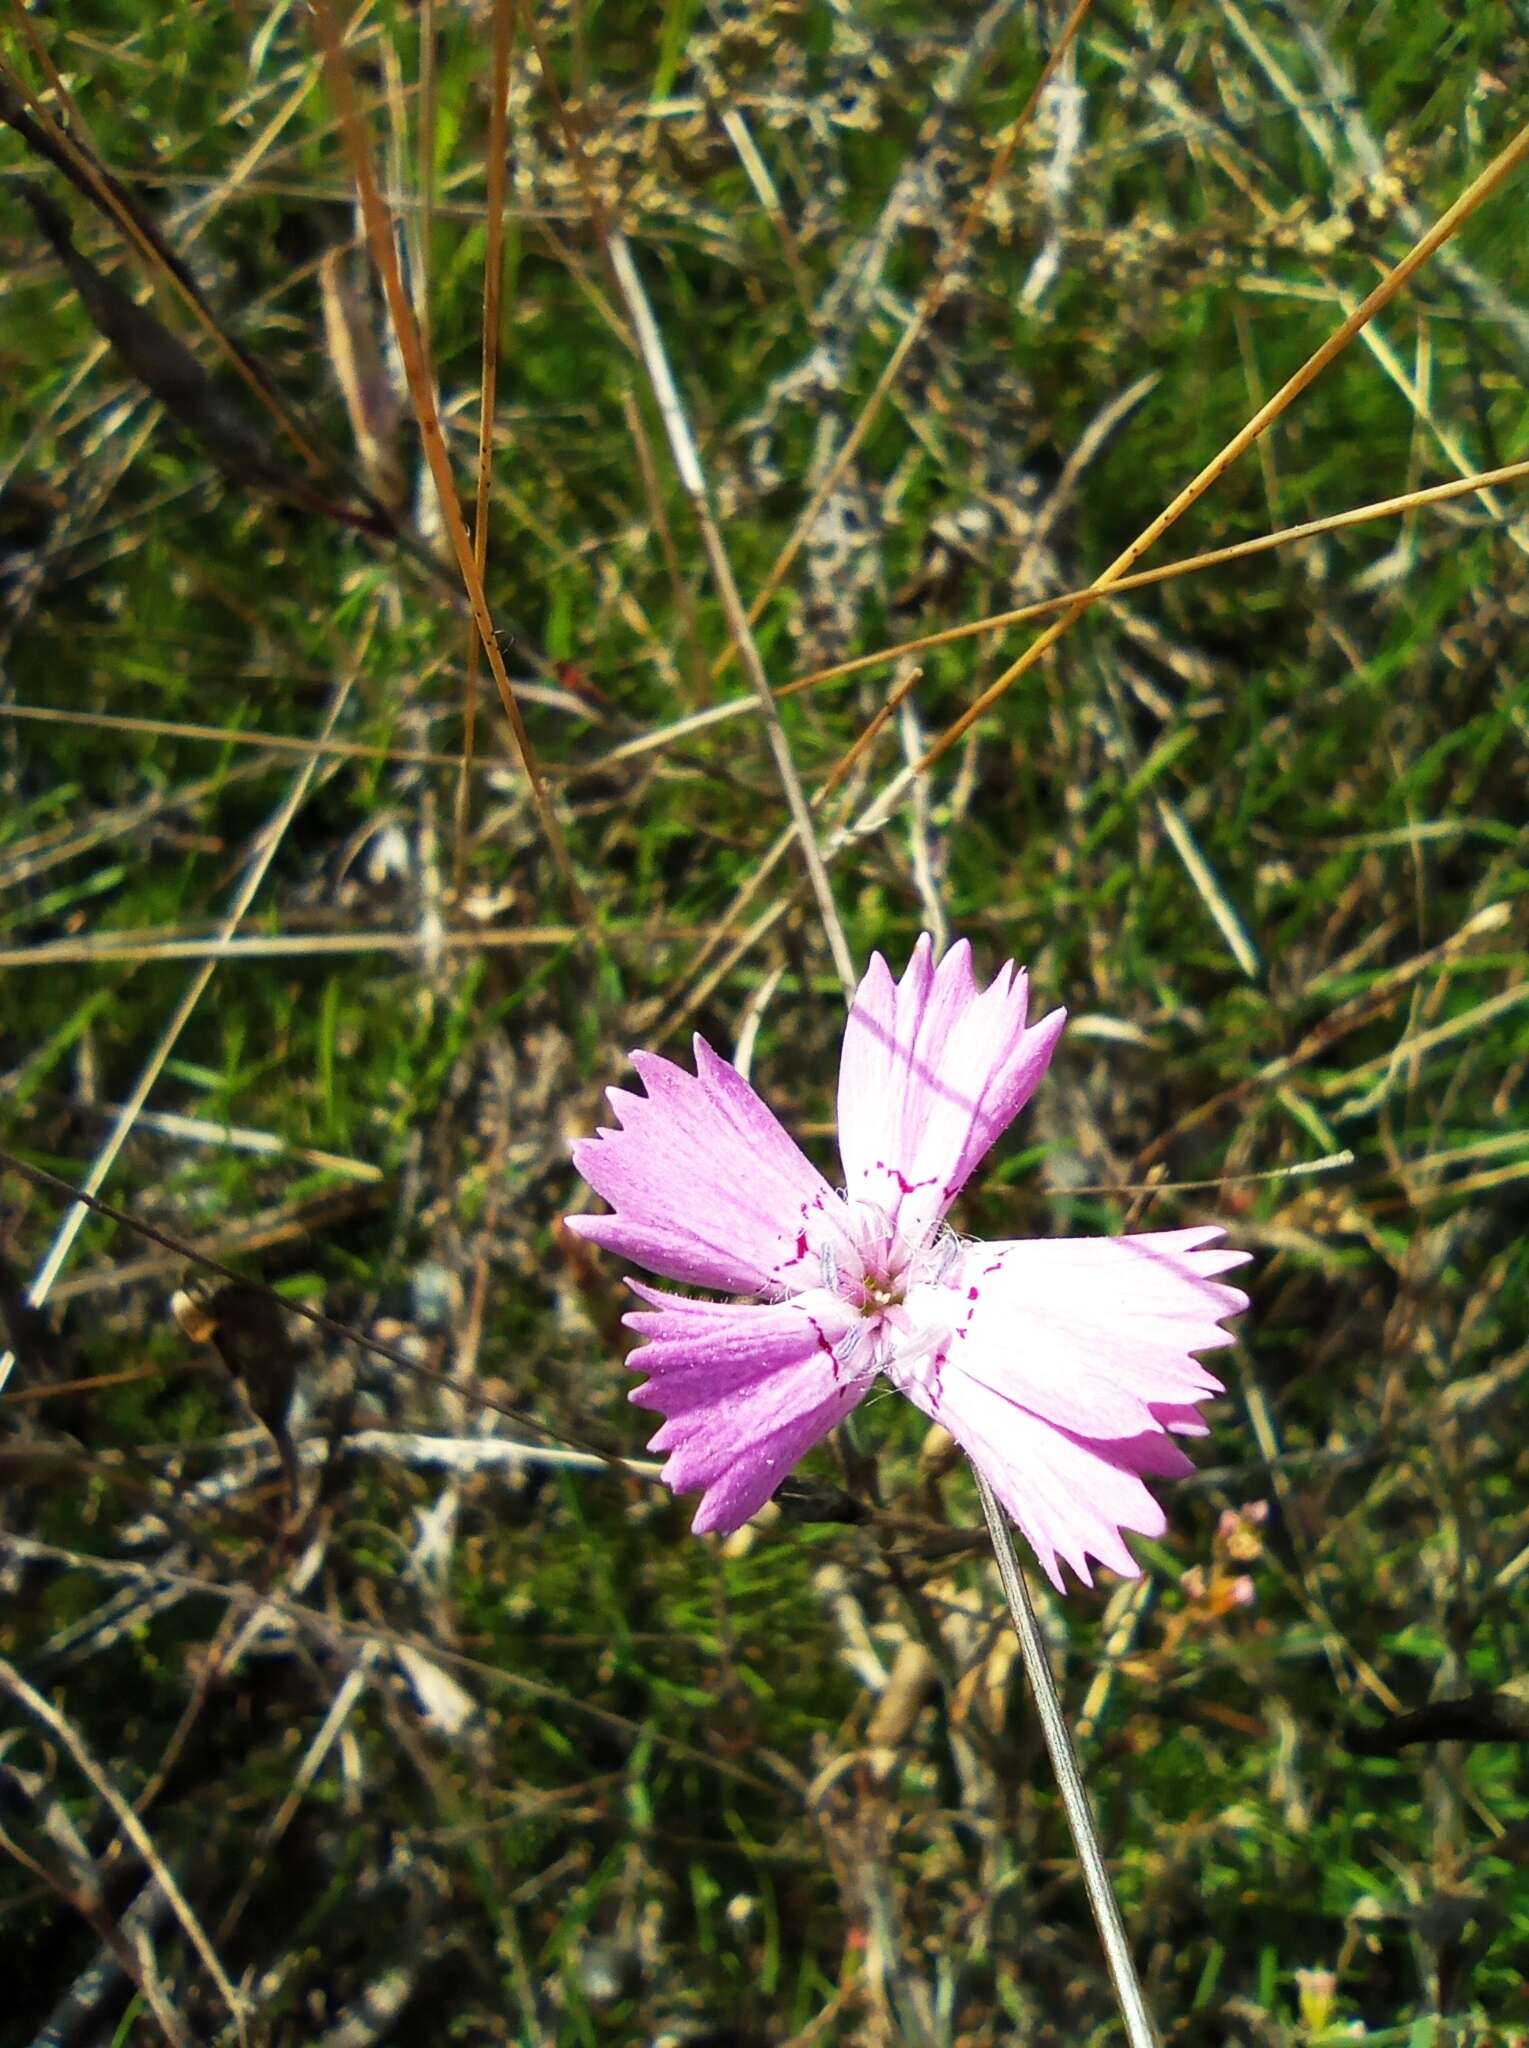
[804,1305,843,1381]
[874,1162,941,1197]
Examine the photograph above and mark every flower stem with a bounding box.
[973,1467,1160,2048]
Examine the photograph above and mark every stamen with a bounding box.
[834,1323,868,1374]
[923,1228,963,1285]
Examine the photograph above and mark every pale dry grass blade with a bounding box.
[318,249,407,510]
[607,231,856,995]
[212,1488,480,1953]
[89,1107,385,1183]
[320,1430,665,1481]
[897,692,948,956]
[1152,797,1259,979]
[715,99,814,321]
[414,0,437,372]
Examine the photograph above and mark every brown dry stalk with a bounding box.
[453,0,517,892]
[0,702,466,770]
[608,231,858,997]
[0,39,327,479]
[308,0,588,918]
[0,928,562,967]
[818,667,925,800]
[917,117,1529,769]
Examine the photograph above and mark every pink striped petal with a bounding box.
[837,935,1065,1244]
[567,1038,848,1294]
[624,1284,867,1533]
[893,1228,1247,1586]
[910,1366,1186,1587]
[936,1227,1247,1441]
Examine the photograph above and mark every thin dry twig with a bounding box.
[7,458,1520,797]
[784,456,1529,693]
[0,1654,249,2044]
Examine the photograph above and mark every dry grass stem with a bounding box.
[918,118,1529,767]
[308,0,586,917]
[607,230,857,996]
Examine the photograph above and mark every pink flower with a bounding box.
[567,935,1248,1588]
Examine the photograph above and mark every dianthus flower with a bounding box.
[568,936,1248,1588]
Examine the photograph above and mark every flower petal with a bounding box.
[837,935,1065,1244]
[911,1365,1186,1588]
[568,1038,849,1294]
[930,1227,1248,1441]
[624,1283,867,1533]
[890,1227,1248,1586]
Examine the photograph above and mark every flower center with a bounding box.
[809,1198,965,1379]
[859,1270,906,1315]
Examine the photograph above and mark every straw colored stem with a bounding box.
[918,118,1529,769]
[973,1471,1159,2048]
[784,456,1529,699]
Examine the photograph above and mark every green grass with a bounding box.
[1,2,1527,2042]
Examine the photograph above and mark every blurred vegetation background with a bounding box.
[1,1,1526,2042]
